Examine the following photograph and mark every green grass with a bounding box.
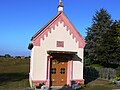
[0,57,120,90]
[81,79,120,90]
[0,57,30,90]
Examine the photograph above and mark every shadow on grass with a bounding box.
[84,67,99,84]
[0,73,28,86]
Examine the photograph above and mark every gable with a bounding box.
[32,12,85,48]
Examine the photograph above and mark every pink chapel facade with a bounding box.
[28,1,85,88]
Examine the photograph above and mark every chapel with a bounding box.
[28,0,85,88]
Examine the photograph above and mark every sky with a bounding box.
[0,0,120,56]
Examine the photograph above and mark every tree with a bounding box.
[113,21,120,46]
[85,8,113,65]
[110,21,120,64]
[4,54,11,58]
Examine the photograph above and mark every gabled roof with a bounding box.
[31,11,85,48]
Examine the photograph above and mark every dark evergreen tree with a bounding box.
[113,21,120,46]
[85,8,113,65]
[110,21,120,64]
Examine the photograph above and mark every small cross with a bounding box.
[58,0,64,11]
[59,0,63,5]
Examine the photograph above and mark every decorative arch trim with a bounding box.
[32,12,85,48]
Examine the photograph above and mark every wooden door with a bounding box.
[50,58,68,86]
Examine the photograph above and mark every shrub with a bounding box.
[115,66,120,81]
[115,77,120,81]
[116,66,120,77]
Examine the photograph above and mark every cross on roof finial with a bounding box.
[58,0,64,11]
[59,0,63,5]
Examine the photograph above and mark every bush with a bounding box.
[116,66,120,77]
[115,77,120,81]
[115,66,120,81]
[84,66,116,82]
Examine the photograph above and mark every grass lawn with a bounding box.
[81,79,120,90]
[0,57,120,90]
[0,57,30,90]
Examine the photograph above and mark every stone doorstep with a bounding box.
[50,86,75,90]
[51,86,63,89]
